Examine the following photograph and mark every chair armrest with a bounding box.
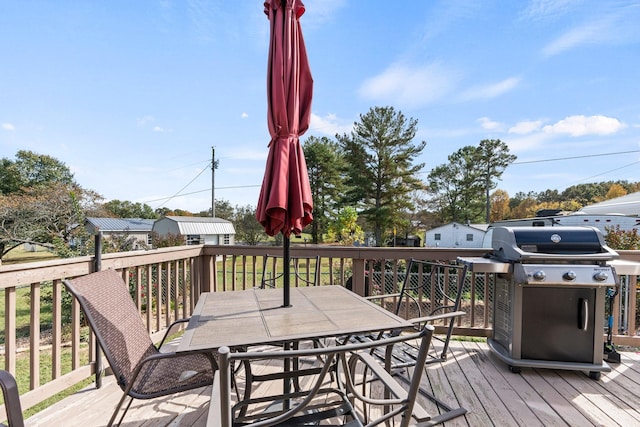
[0,370,25,427]
[208,374,226,427]
[364,292,402,302]
[158,317,191,349]
[407,310,466,326]
[354,352,431,421]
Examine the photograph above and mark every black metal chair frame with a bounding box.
[260,254,320,289]
[365,259,469,366]
[343,259,469,425]
[0,370,25,427]
[213,325,436,427]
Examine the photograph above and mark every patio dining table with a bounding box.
[177,285,413,424]
[177,286,413,424]
[178,285,412,351]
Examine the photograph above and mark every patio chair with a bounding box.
[343,260,469,424]
[360,259,469,366]
[0,370,24,427]
[260,254,320,288]
[212,325,436,427]
[63,269,217,427]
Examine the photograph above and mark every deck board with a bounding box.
[22,340,640,427]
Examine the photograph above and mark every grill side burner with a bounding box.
[459,226,619,380]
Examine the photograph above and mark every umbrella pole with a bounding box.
[283,234,291,307]
[282,233,291,410]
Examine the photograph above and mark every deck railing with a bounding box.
[0,244,638,417]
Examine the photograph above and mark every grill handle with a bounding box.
[579,298,588,331]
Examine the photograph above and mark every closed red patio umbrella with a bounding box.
[256,0,313,307]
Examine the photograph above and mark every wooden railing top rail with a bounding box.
[201,244,488,260]
[0,245,204,289]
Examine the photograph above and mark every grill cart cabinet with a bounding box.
[492,269,608,378]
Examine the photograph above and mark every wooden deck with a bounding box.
[22,340,640,426]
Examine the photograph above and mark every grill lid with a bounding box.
[491,226,618,262]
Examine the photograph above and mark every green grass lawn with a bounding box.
[2,245,59,265]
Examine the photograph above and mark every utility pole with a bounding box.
[211,147,215,218]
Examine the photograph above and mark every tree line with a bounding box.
[2,105,639,259]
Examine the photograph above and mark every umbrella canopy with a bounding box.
[256,0,313,239]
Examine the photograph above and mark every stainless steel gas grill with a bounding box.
[459,226,619,379]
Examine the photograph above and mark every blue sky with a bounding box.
[2,0,640,214]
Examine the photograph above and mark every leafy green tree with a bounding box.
[232,204,266,245]
[476,139,516,222]
[427,146,484,223]
[103,199,158,219]
[0,182,103,259]
[304,136,345,243]
[509,191,538,211]
[0,150,75,195]
[155,207,172,217]
[326,206,364,245]
[561,183,609,206]
[210,199,235,220]
[537,189,561,203]
[336,106,426,246]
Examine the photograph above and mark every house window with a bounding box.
[223,234,230,244]
[434,234,441,241]
[186,235,202,245]
[146,234,152,245]
[466,234,474,241]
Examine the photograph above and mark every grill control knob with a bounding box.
[532,270,546,281]
[563,271,577,281]
[593,271,609,282]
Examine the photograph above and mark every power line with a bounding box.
[146,149,640,208]
[569,160,640,185]
[513,150,640,165]
[154,161,211,209]
[143,184,261,205]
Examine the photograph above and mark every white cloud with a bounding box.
[540,4,640,58]
[153,126,166,132]
[241,112,248,118]
[542,115,625,136]
[2,123,15,131]
[542,19,612,57]
[358,62,459,108]
[309,113,353,136]
[459,77,521,101]
[520,0,576,21]
[505,132,553,152]
[478,117,503,131]
[509,120,544,135]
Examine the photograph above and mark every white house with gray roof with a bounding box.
[152,216,236,245]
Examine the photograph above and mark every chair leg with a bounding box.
[108,394,134,427]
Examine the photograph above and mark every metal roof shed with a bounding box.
[153,216,236,245]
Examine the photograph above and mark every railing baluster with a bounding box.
[4,285,17,374]
[52,279,62,380]
[71,290,80,370]
[29,282,40,390]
